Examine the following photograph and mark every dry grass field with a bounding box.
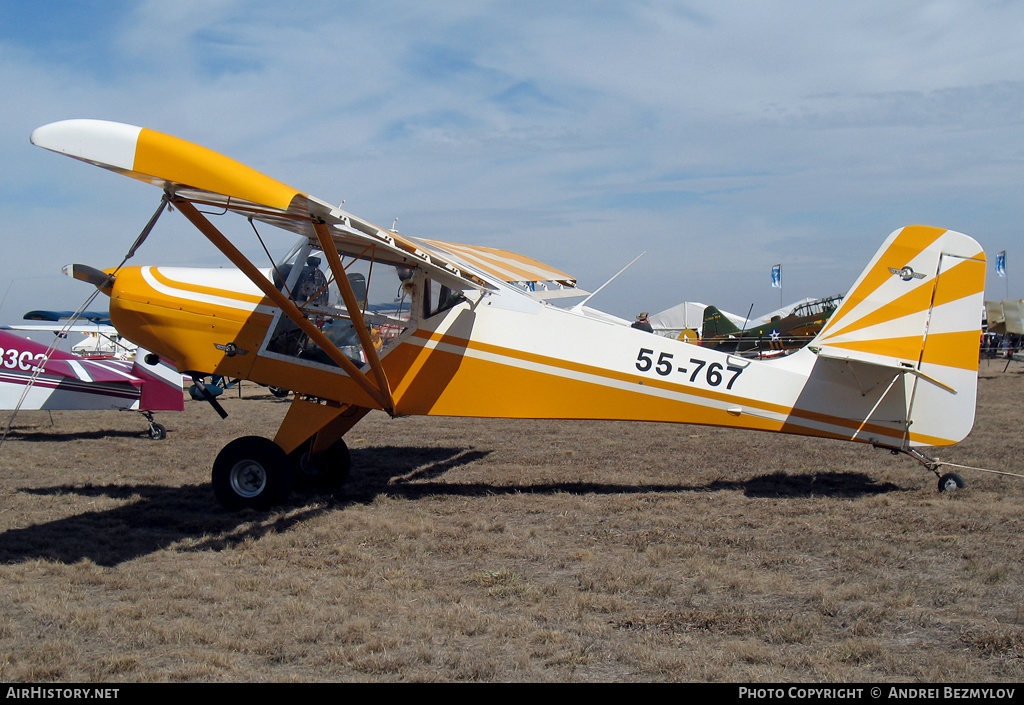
[0,358,1022,682]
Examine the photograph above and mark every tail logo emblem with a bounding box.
[888,266,926,281]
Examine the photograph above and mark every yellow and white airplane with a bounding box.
[31,119,986,509]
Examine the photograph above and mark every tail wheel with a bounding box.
[938,472,966,493]
[293,438,351,490]
[213,436,293,510]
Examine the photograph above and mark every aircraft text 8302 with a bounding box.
[0,347,47,372]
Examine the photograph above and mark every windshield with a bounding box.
[263,240,416,369]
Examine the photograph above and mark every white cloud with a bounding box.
[2,0,1023,325]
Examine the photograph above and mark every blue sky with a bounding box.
[2,1,1023,325]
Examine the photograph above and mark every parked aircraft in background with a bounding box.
[985,300,1024,336]
[701,295,843,356]
[0,329,183,439]
[7,310,137,358]
[31,119,986,507]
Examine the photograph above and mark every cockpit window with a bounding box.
[272,256,330,308]
[264,242,414,369]
[424,278,464,318]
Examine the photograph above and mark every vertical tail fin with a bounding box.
[807,225,985,446]
[702,306,741,337]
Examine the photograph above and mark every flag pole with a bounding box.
[997,250,1007,299]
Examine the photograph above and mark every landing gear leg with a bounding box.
[873,443,967,492]
[140,411,166,440]
[274,397,370,492]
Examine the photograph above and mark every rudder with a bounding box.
[808,225,985,445]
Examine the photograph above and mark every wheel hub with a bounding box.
[230,460,267,497]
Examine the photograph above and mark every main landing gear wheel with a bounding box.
[212,436,294,510]
[938,472,966,492]
[293,438,351,490]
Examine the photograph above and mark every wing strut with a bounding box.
[172,198,395,414]
[312,221,392,400]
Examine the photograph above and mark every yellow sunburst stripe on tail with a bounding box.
[818,330,981,370]
[817,226,947,338]
[921,330,984,370]
[818,253,985,342]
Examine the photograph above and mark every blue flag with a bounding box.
[997,250,1006,277]
[771,264,781,288]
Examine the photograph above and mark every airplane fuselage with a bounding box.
[106,249,974,451]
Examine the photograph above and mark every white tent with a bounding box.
[649,302,747,338]
[986,300,1024,335]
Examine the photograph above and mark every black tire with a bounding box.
[293,438,351,490]
[269,386,291,398]
[148,423,167,441]
[938,472,966,492]
[212,436,293,510]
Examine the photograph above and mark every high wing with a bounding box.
[413,238,586,301]
[22,310,112,324]
[4,325,135,359]
[31,119,586,416]
[6,322,117,334]
[30,120,582,298]
[21,309,112,323]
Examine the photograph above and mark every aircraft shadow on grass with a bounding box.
[3,428,157,442]
[1,446,902,567]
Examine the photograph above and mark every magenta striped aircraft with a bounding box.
[0,330,183,439]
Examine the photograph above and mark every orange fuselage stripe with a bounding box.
[406,329,936,444]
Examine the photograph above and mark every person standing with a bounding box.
[632,312,653,332]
